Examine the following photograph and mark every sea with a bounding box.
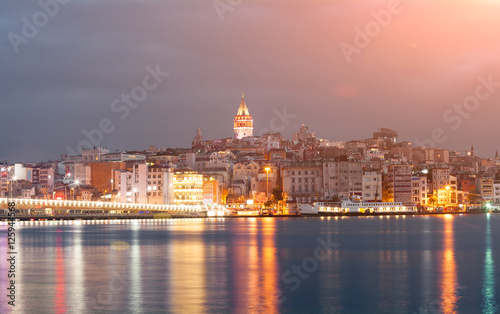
[0,214,499,313]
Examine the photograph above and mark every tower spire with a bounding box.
[236,92,250,116]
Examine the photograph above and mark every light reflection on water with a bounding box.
[482,214,498,313]
[440,216,459,314]
[0,216,498,313]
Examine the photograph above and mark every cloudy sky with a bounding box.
[1,0,500,162]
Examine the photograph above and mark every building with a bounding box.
[493,174,500,204]
[73,163,91,186]
[250,167,276,203]
[384,164,412,203]
[192,127,204,150]
[111,163,147,203]
[373,128,398,147]
[147,165,174,205]
[362,170,382,202]
[233,162,259,180]
[233,93,253,139]
[293,124,316,142]
[282,161,323,203]
[476,172,494,202]
[430,167,451,193]
[322,159,363,200]
[411,175,429,206]
[29,167,55,194]
[90,161,126,193]
[174,171,204,205]
[203,178,219,205]
[0,167,10,196]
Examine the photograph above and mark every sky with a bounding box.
[1,0,500,162]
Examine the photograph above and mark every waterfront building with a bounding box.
[282,161,323,203]
[430,167,451,193]
[412,175,429,206]
[362,170,382,202]
[112,163,147,203]
[174,171,204,205]
[493,174,500,204]
[203,177,219,204]
[147,165,174,205]
[476,172,494,202]
[384,164,412,203]
[322,159,363,200]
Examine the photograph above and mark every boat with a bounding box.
[339,199,417,214]
[298,203,318,215]
[298,199,418,215]
[299,202,344,215]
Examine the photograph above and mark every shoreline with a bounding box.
[0,210,494,221]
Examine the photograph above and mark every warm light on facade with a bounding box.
[174,171,204,205]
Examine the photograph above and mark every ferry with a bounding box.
[334,199,417,214]
[299,199,418,215]
[299,202,344,215]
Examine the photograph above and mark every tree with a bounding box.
[429,195,437,207]
[271,187,284,202]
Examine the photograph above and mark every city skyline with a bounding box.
[2,0,500,162]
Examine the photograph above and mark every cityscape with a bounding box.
[2,1,500,313]
[1,92,499,213]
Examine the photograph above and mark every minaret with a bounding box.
[471,145,475,157]
[233,92,253,139]
[192,127,203,148]
[495,150,499,160]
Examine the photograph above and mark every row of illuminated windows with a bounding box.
[174,176,203,182]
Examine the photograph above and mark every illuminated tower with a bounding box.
[233,93,253,139]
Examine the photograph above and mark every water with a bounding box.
[1,215,499,313]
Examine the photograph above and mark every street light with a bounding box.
[72,180,80,200]
[264,167,271,201]
[9,176,17,198]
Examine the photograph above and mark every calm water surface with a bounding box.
[1,215,499,313]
